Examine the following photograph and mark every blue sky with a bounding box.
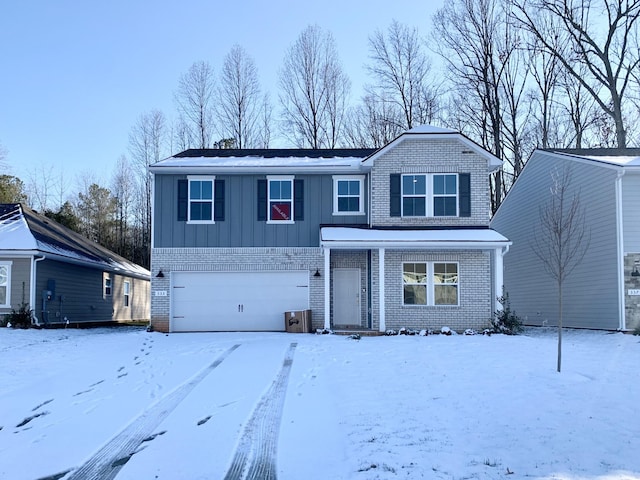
[0,1,444,198]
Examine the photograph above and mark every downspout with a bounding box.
[31,255,45,326]
[494,244,510,312]
[615,170,626,330]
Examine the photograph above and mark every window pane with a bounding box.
[404,285,427,305]
[403,197,426,216]
[270,202,291,220]
[0,266,7,285]
[348,180,360,195]
[434,175,444,195]
[338,197,360,212]
[280,180,291,199]
[435,285,458,305]
[201,181,212,200]
[337,180,348,195]
[434,174,456,194]
[403,175,426,195]
[445,175,457,193]
[434,197,456,216]
[403,263,427,284]
[191,202,212,221]
[0,286,6,304]
[434,263,458,284]
[190,181,202,200]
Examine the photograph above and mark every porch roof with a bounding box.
[320,227,511,250]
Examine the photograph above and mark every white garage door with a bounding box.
[171,271,309,332]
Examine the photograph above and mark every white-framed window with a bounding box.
[0,261,12,308]
[333,175,365,215]
[401,174,458,217]
[123,280,130,307]
[402,262,459,306]
[103,273,112,298]
[267,175,294,223]
[188,176,215,223]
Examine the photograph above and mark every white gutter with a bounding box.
[615,170,626,330]
[30,255,45,325]
[321,240,512,250]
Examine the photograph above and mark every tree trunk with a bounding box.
[557,280,563,373]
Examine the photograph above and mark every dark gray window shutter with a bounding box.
[177,179,188,221]
[458,173,471,217]
[257,179,267,221]
[214,179,225,221]
[294,179,304,221]
[390,174,401,217]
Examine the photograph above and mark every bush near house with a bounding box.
[1,303,34,329]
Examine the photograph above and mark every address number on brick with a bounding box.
[154,291,168,297]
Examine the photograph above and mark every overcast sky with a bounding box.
[0,0,445,200]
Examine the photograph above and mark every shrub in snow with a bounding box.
[4,304,34,329]
[464,329,478,335]
[490,290,523,335]
[419,329,428,336]
[385,329,397,336]
[441,326,452,335]
[316,328,333,335]
[347,333,361,340]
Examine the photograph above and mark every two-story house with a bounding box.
[149,126,511,333]
[491,148,640,331]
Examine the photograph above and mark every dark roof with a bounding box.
[543,148,640,156]
[173,148,377,159]
[0,204,149,278]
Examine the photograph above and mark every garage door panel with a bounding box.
[171,271,309,332]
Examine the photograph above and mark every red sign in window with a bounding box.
[270,202,291,221]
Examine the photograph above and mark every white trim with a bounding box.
[0,261,12,309]
[615,171,626,330]
[31,256,44,324]
[266,175,295,224]
[187,175,216,224]
[494,247,505,312]
[379,248,385,332]
[151,173,156,249]
[123,280,131,308]
[324,248,331,330]
[332,175,365,215]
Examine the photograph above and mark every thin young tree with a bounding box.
[532,166,589,372]
[216,45,264,148]
[511,0,640,148]
[279,25,351,148]
[175,61,216,149]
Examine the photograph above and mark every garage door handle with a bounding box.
[238,304,244,313]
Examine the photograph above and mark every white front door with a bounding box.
[333,268,361,327]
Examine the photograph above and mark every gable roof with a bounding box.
[362,125,503,172]
[0,204,149,279]
[150,148,377,174]
[542,148,640,168]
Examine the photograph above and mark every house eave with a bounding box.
[148,164,368,175]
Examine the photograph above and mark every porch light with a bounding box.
[632,260,640,277]
[156,270,165,278]
[314,269,321,277]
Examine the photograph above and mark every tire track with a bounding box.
[62,344,241,480]
[223,342,297,480]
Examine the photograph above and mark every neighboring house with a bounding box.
[150,125,511,333]
[491,149,640,331]
[0,204,150,326]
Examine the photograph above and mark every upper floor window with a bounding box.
[401,174,458,217]
[0,261,12,308]
[188,176,215,223]
[268,176,294,223]
[333,176,365,215]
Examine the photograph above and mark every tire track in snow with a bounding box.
[62,344,241,480]
[223,342,297,480]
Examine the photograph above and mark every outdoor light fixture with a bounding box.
[156,270,165,278]
[314,269,321,277]
[632,260,640,277]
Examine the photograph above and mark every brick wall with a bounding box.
[370,138,491,227]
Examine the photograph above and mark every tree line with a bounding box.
[1,0,638,269]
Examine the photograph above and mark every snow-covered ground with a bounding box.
[1,326,638,480]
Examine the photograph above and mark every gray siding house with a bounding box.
[150,126,511,333]
[0,204,150,326]
[490,149,640,331]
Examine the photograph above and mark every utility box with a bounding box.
[284,310,312,333]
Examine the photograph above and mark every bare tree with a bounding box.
[366,20,439,130]
[111,155,135,259]
[344,94,404,148]
[175,61,216,149]
[279,25,351,148]
[258,93,273,148]
[0,143,7,172]
[25,164,69,212]
[217,45,265,148]
[532,166,589,372]
[512,0,640,148]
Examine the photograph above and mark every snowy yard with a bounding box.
[0,326,639,480]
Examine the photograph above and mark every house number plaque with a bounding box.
[628,289,640,296]
[154,291,168,297]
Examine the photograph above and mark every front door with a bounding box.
[333,268,361,327]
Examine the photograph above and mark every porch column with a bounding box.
[379,247,385,332]
[494,247,505,311]
[324,247,331,330]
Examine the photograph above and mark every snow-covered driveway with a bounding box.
[1,327,639,480]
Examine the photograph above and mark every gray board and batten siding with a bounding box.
[491,151,620,330]
[153,173,368,249]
